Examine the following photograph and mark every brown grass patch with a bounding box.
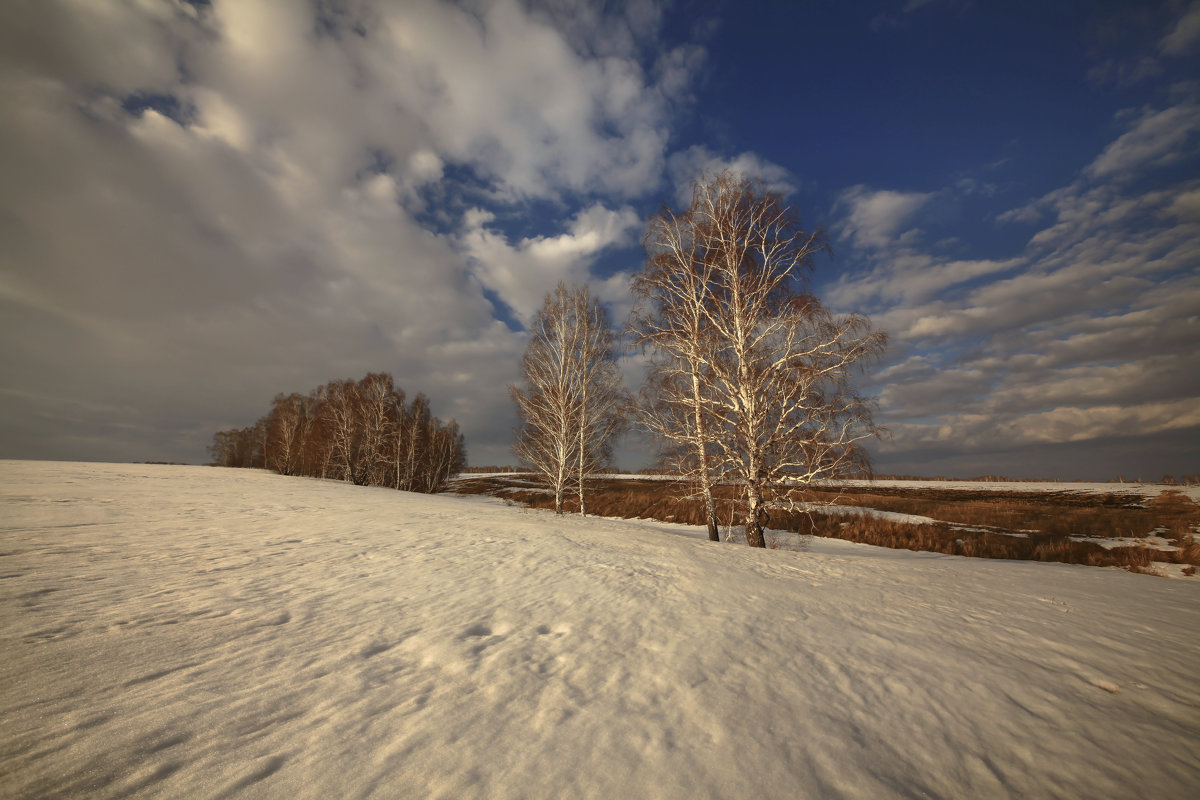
[449,476,1200,573]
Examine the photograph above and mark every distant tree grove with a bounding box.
[209,372,466,494]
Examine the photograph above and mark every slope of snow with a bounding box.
[2,461,1198,799]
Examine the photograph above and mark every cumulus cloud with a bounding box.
[0,0,701,465]
[666,145,796,206]
[459,203,641,323]
[355,0,695,201]
[1161,1,1200,55]
[833,186,933,250]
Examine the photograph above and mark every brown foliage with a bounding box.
[210,372,466,494]
[451,477,1200,573]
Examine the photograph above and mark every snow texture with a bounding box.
[2,461,1198,799]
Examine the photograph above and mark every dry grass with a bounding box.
[450,477,1200,574]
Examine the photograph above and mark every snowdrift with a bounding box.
[2,461,1198,799]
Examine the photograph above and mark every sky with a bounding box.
[0,0,1197,480]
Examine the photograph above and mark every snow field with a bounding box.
[1,461,1198,799]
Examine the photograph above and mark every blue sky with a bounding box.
[0,0,1197,479]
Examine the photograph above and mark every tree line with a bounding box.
[511,172,886,547]
[209,372,466,494]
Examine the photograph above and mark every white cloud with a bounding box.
[1161,1,1200,55]
[356,0,696,200]
[666,145,795,206]
[826,253,1022,310]
[885,398,1200,453]
[1169,187,1200,219]
[995,198,1046,226]
[0,0,698,466]
[1085,100,1200,180]
[834,185,933,250]
[830,96,1200,464]
[408,150,444,184]
[1086,56,1163,88]
[0,0,201,95]
[460,204,640,323]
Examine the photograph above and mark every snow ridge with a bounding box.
[2,461,1198,799]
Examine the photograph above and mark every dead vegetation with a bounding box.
[451,477,1200,574]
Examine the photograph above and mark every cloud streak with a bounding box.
[827,90,1200,476]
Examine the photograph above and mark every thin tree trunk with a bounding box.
[577,384,588,517]
[701,471,718,541]
[690,371,719,541]
[745,481,766,548]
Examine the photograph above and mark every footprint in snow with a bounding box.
[462,623,493,638]
[535,623,571,637]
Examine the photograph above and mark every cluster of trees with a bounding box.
[209,372,466,494]
[511,173,885,547]
[1112,475,1199,486]
[510,283,627,515]
[1158,475,1199,486]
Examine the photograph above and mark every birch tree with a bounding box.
[511,282,625,515]
[398,393,430,492]
[356,373,400,488]
[425,417,467,493]
[265,392,315,476]
[212,372,465,494]
[568,287,627,516]
[320,379,360,483]
[631,202,723,540]
[636,172,886,547]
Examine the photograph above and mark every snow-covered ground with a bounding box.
[788,502,942,527]
[2,461,1198,799]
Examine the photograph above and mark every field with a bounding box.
[451,475,1200,576]
[2,461,1199,799]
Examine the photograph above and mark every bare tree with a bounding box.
[356,373,400,487]
[632,200,723,540]
[511,282,625,515]
[568,287,627,516]
[320,379,361,483]
[399,393,431,492]
[265,392,316,476]
[425,417,467,493]
[207,428,239,467]
[511,284,583,514]
[208,418,267,468]
[212,372,465,494]
[636,172,886,547]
